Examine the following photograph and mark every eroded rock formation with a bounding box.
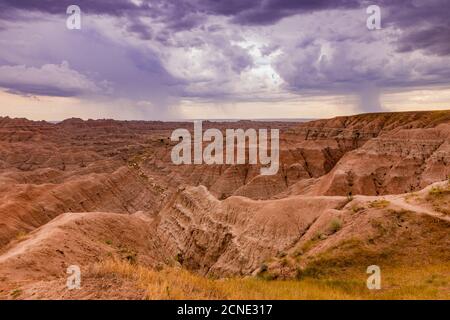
[0,110,449,299]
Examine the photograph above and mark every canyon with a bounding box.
[0,111,449,299]
[170,121,280,175]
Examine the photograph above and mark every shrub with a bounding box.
[428,185,450,198]
[259,263,268,273]
[10,289,22,299]
[280,258,289,267]
[175,252,184,264]
[368,199,390,209]
[295,266,322,280]
[15,231,28,241]
[329,219,343,233]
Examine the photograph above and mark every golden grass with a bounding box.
[93,260,450,300]
[15,231,29,242]
[428,185,450,198]
[329,218,343,233]
[369,199,390,209]
[426,183,450,216]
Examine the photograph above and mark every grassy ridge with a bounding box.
[93,260,450,300]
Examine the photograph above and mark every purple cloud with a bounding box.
[2,0,449,57]
[0,0,449,118]
[0,61,106,97]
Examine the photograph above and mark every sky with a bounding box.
[0,0,449,120]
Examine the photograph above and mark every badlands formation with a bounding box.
[0,111,449,299]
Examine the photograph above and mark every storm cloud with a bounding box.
[0,0,449,118]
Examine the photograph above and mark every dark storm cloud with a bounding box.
[0,0,202,39]
[0,22,184,110]
[0,61,104,97]
[0,0,138,16]
[4,85,84,97]
[0,0,364,28]
[377,0,450,56]
[126,19,154,40]
[397,27,450,57]
[2,0,449,57]
[1,0,449,117]
[225,0,362,25]
[216,0,450,57]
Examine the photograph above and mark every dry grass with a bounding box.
[426,183,450,216]
[15,231,29,242]
[92,260,223,299]
[92,259,450,300]
[329,218,343,233]
[428,185,450,198]
[352,205,365,213]
[369,199,390,209]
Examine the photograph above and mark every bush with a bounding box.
[329,219,343,234]
[369,199,390,209]
[352,206,364,213]
[259,263,268,273]
[428,185,450,198]
[175,252,184,264]
[295,266,322,280]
